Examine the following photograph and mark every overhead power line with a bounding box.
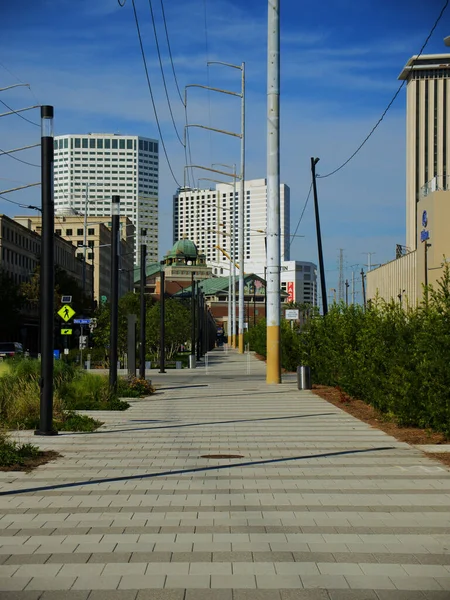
[287,183,312,252]
[126,0,181,187]
[0,194,40,211]
[318,0,449,179]
[0,145,39,168]
[147,0,184,145]
[0,98,40,127]
[160,0,185,105]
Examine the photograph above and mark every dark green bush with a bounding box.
[246,268,450,438]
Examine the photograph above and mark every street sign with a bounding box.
[64,348,69,355]
[58,305,76,322]
[285,309,299,320]
[79,335,88,350]
[61,295,72,304]
[74,318,91,325]
[61,328,72,335]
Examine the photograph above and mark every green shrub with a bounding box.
[0,430,40,467]
[56,413,103,432]
[117,376,154,398]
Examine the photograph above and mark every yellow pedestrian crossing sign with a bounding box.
[58,305,76,322]
[61,328,72,335]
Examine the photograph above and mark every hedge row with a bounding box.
[247,268,450,437]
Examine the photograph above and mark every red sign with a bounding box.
[287,281,295,303]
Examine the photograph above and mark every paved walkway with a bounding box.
[1,348,450,600]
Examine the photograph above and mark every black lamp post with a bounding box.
[159,264,166,373]
[109,195,120,392]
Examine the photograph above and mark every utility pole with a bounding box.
[361,268,366,309]
[35,105,57,436]
[109,195,120,393]
[266,0,281,384]
[139,237,147,379]
[232,171,237,348]
[351,270,355,304]
[311,157,328,316]
[345,279,349,306]
[363,252,376,272]
[238,62,246,354]
[338,249,345,302]
[190,272,196,368]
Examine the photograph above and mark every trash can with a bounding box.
[188,354,196,369]
[297,365,311,390]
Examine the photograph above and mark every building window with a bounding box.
[90,139,95,148]
[119,140,125,149]
[66,229,73,236]
[112,139,118,149]
[77,228,83,235]
[88,228,95,235]
[55,229,62,236]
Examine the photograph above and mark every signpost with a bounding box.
[285,309,299,321]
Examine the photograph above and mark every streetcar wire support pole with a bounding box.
[109,195,120,393]
[266,0,281,384]
[238,61,246,354]
[139,237,147,379]
[232,172,237,348]
[159,265,166,373]
[35,105,57,436]
[311,157,328,317]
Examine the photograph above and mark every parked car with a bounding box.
[0,342,24,359]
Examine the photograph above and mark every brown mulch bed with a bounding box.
[313,385,450,470]
[0,450,60,473]
[313,384,449,446]
[313,385,450,467]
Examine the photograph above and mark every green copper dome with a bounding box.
[167,238,198,260]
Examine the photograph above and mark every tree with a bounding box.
[20,265,91,315]
[92,291,154,360]
[147,298,191,360]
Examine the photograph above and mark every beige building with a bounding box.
[399,52,450,250]
[367,190,450,304]
[0,214,93,294]
[15,214,134,302]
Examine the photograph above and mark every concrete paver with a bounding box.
[0,348,449,598]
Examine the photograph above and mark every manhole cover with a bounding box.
[201,454,244,459]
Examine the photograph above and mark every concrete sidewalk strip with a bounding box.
[1,348,450,597]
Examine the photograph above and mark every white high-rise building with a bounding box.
[53,133,159,264]
[281,260,318,307]
[172,178,290,276]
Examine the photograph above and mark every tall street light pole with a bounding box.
[311,157,328,316]
[109,195,120,393]
[266,0,281,384]
[35,105,57,436]
[139,235,147,379]
[238,62,246,354]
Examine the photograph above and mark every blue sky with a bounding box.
[0,0,449,303]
